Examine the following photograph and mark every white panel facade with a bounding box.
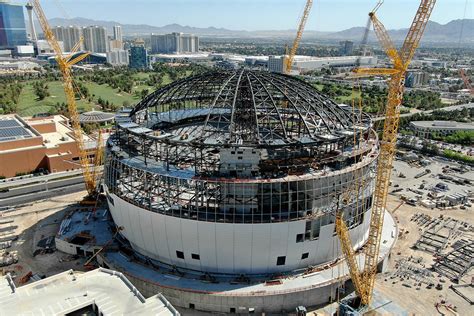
[197,221,217,272]
[215,222,235,273]
[107,191,372,275]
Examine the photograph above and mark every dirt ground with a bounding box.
[373,194,473,316]
[0,191,89,282]
[2,173,473,315]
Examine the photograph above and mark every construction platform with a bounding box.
[95,211,397,314]
[0,268,179,315]
[55,207,114,257]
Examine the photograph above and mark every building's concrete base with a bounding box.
[97,210,397,314]
[122,271,338,314]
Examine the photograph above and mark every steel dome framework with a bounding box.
[131,70,370,148]
[106,69,378,224]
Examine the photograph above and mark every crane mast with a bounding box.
[335,0,436,307]
[284,0,313,74]
[30,0,100,197]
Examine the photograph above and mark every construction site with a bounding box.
[1,0,473,315]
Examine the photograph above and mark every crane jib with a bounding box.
[335,0,437,307]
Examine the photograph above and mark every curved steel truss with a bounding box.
[130,69,371,148]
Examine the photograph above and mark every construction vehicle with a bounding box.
[284,0,313,74]
[459,68,474,95]
[30,1,104,199]
[335,0,436,308]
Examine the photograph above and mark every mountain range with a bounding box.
[43,17,474,44]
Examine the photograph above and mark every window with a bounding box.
[189,303,195,309]
[312,220,321,239]
[176,251,184,259]
[106,194,114,206]
[277,256,286,266]
[301,252,309,259]
[296,233,304,243]
[230,308,236,313]
[305,220,312,239]
[191,253,200,260]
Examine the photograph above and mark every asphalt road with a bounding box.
[0,176,86,207]
[0,169,87,189]
[373,102,474,121]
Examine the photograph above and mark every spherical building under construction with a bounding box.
[102,69,396,313]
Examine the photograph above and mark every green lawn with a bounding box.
[16,73,365,117]
[131,72,151,80]
[338,90,362,102]
[17,81,94,117]
[17,80,156,117]
[313,83,361,103]
[83,82,137,105]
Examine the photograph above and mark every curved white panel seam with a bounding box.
[149,210,160,261]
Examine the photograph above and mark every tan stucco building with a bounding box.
[0,114,97,178]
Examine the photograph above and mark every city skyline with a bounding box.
[36,0,472,32]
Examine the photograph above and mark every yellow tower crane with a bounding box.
[284,0,313,74]
[335,0,436,307]
[30,0,103,198]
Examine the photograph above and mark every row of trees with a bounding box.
[48,102,67,116]
[314,81,465,121]
[81,68,135,94]
[432,130,474,145]
[314,82,388,114]
[402,139,473,165]
[97,97,119,112]
[33,81,50,100]
[443,149,474,164]
[399,107,473,129]
[203,41,340,57]
[318,83,352,100]
[74,81,91,100]
[0,83,23,114]
[403,90,443,110]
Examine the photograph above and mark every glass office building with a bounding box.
[0,2,27,49]
[129,45,148,69]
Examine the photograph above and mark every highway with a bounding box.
[0,175,86,207]
[0,170,83,189]
[373,102,474,122]
[0,183,85,207]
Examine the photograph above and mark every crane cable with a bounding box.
[334,0,386,308]
[457,1,473,93]
[457,0,470,48]
[51,0,88,102]
[53,0,70,20]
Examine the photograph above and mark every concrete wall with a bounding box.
[56,236,102,256]
[55,237,78,255]
[0,136,43,151]
[106,190,372,275]
[101,257,342,314]
[0,132,92,178]
[0,146,47,177]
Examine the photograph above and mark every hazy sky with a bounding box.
[38,0,473,31]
